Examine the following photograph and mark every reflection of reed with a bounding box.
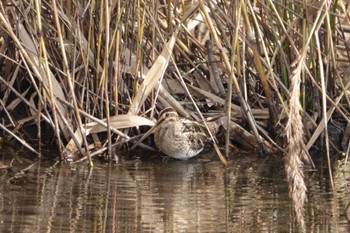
[306,158,350,231]
[148,159,227,232]
[225,156,290,232]
[43,165,95,233]
[1,154,349,232]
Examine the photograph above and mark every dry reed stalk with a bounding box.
[315,28,333,189]
[224,0,242,158]
[0,123,39,154]
[246,0,277,127]
[52,0,92,166]
[197,0,265,158]
[103,0,112,159]
[0,0,349,169]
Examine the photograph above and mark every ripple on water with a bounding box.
[0,150,349,232]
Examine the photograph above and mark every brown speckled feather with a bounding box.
[154,108,218,160]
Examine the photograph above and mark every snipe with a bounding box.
[153,107,219,160]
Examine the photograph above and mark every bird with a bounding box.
[153,107,219,160]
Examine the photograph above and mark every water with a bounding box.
[0,148,349,233]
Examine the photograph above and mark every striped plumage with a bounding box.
[154,108,218,160]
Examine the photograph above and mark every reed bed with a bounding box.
[1,0,350,227]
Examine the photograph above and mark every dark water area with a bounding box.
[0,147,349,233]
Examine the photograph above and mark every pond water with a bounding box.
[0,147,349,233]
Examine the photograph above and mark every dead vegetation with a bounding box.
[1,0,350,227]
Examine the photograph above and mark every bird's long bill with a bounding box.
[130,119,164,151]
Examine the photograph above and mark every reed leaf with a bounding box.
[128,32,178,115]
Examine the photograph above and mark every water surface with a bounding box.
[0,148,349,232]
